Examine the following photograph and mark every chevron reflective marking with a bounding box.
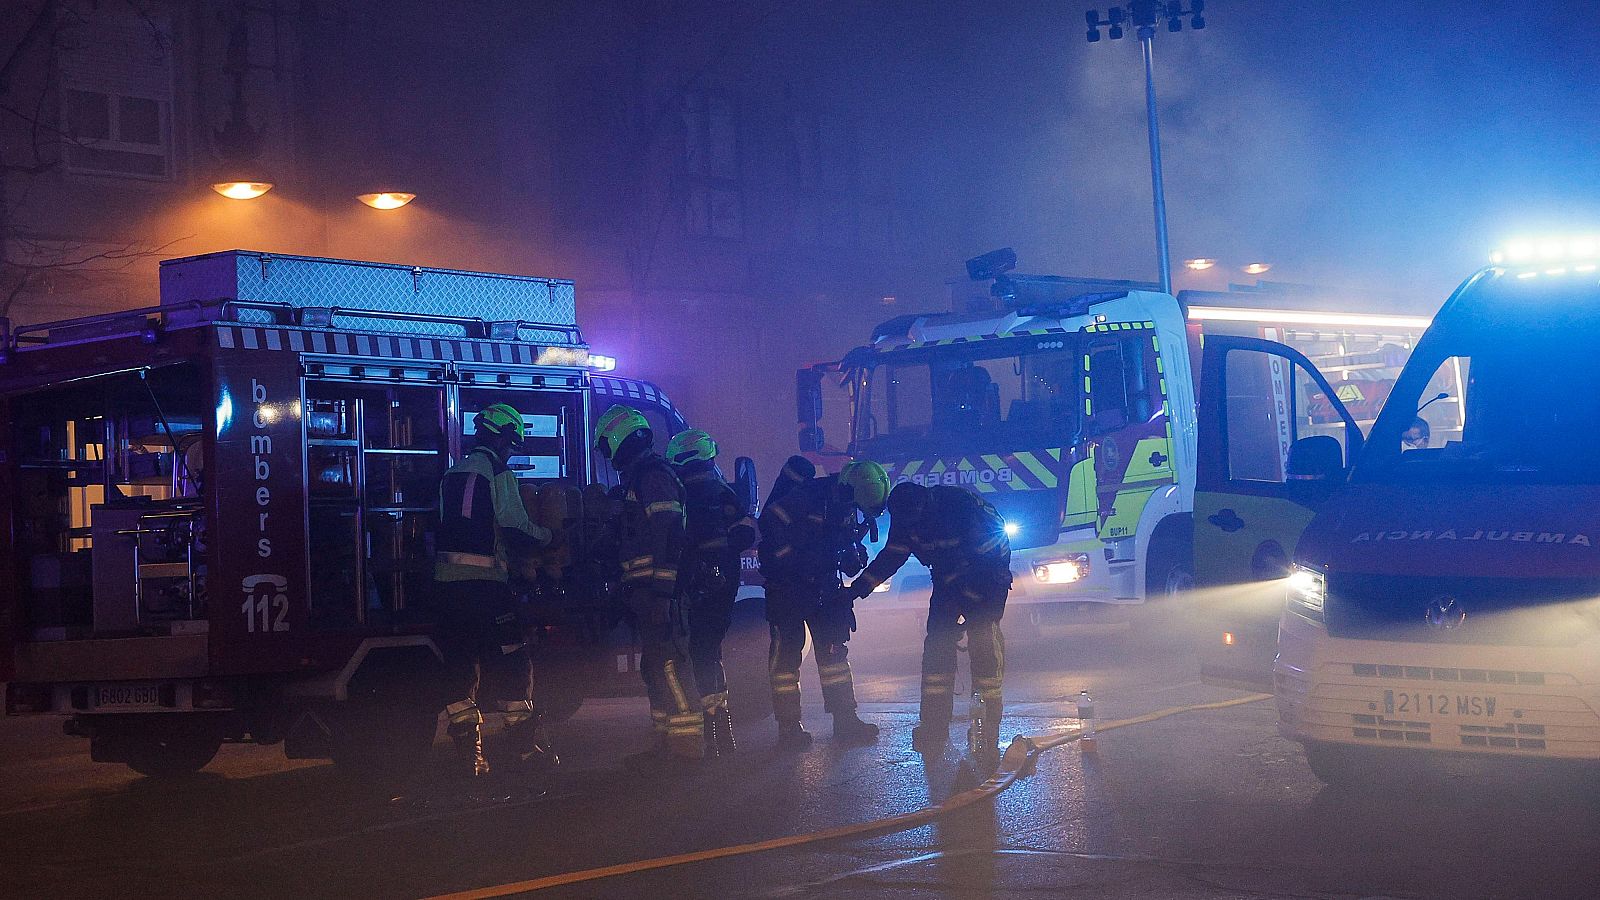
[1012,451,1058,489]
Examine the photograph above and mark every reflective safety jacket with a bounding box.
[857,486,1009,590]
[680,460,757,581]
[757,474,861,585]
[435,446,551,583]
[618,451,687,596]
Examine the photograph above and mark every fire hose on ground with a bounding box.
[426,692,1273,900]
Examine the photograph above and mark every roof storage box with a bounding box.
[158,250,578,339]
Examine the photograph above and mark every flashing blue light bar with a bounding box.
[1491,235,1600,266]
[588,353,617,372]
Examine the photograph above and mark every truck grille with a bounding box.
[1325,573,1600,646]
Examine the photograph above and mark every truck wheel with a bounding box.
[1145,517,1195,602]
[121,729,224,778]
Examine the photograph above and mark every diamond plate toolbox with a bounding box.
[159,250,577,338]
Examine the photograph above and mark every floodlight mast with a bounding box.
[1085,1,1206,296]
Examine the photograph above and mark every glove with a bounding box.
[837,580,871,604]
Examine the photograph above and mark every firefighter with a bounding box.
[841,481,1011,762]
[434,402,555,782]
[664,429,757,757]
[758,460,890,750]
[593,405,704,768]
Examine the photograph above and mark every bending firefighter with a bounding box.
[594,405,703,768]
[665,429,757,758]
[758,458,890,750]
[842,482,1012,763]
[433,402,555,781]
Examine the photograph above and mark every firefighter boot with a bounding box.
[776,720,813,752]
[911,720,950,753]
[832,711,880,745]
[704,706,736,759]
[448,720,490,779]
[499,714,560,777]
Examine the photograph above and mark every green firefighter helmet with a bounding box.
[474,402,527,439]
[839,459,892,517]
[594,404,651,460]
[665,428,718,466]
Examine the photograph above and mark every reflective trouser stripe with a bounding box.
[817,662,852,687]
[666,713,704,736]
[498,698,535,725]
[438,551,499,569]
[920,674,954,722]
[445,699,482,725]
[770,673,801,694]
[663,659,693,715]
[701,691,730,713]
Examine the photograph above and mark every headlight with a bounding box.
[1286,565,1326,621]
[872,580,892,593]
[1034,554,1090,585]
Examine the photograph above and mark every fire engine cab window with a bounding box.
[1085,337,1151,434]
[860,341,1080,453]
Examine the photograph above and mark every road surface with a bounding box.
[3,601,1598,899]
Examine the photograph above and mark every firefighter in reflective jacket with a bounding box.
[434,402,554,781]
[594,405,703,766]
[664,429,756,758]
[758,460,890,750]
[842,481,1011,760]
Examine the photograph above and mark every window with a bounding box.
[58,12,175,180]
[683,93,743,239]
[1085,335,1151,435]
[1361,329,1600,485]
[1223,349,1348,484]
[858,340,1081,453]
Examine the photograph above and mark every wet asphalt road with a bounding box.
[3,601,1600,900]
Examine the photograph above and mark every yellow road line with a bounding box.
[423,693,1271,900]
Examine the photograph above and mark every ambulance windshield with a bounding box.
[855,339,1080,454]
[1359,329,1600,484]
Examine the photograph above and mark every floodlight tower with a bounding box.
[1085,1,1206,295]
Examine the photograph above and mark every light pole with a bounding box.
[1086,1,1205,295]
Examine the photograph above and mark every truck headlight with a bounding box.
[1034,554,1090,585]
[1286,565,1326,622]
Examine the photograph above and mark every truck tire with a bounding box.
[1145,517,1195,602]
[101,720,225,778]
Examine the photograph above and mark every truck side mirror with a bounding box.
[797,368,825,453]
[797,369,824,423]
[734,456,759,516]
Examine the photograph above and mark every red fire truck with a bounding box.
[0,250,751,780]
